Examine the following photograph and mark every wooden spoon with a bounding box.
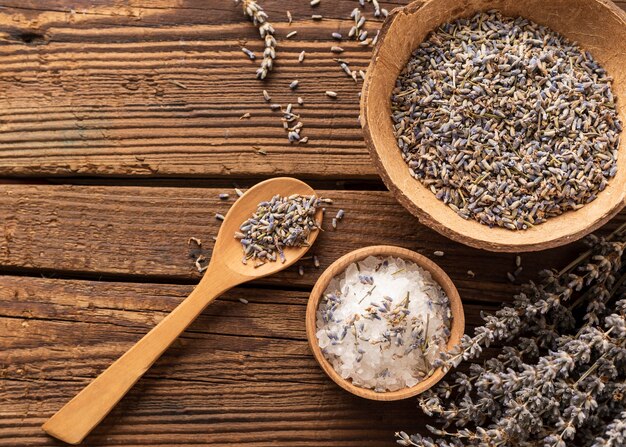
[42,177,323,445]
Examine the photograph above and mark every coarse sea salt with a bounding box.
[316,256,451,392]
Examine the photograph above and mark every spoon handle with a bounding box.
[42,265,239,445]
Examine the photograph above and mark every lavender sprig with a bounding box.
[592,412,626,447]
[236,0,276,79]
[440,227,626,369]
[400,223,626,447]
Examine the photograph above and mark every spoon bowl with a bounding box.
[215,177,322,276]
[42,177,322,445]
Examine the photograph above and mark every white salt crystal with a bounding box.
[316,256,451,392]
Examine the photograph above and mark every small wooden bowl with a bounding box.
[305,245,465,401]
[361,0,626,252]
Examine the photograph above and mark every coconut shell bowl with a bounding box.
[360,0,626,252]
[306,245,465,401]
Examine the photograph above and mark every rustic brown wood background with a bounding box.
[1,1,625,446]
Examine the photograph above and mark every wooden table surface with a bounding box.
[1,1,625,446]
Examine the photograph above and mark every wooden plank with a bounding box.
[0,275,492,446]
[2,183,619,299]
[0,0,394,178]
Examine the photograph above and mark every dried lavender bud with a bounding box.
[187,236,202,246]
[241,47,255,60]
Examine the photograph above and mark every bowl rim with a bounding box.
[360,0,626,253]
[305,245,465,401]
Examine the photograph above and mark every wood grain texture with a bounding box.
[0,0,396,178]
[0,275,492,446]
[3,183,623,294]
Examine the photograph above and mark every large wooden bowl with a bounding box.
[305,245,465,401]
[361,0,626,252]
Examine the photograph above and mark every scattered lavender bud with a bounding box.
[215,213,225,221]
[241,47,256,60]
[433,251,444,257]
[331,32,342,40]
[371,30,380,46]
[289,80,299,90]
[187,236,202,246]
[286,30,297,39]
[219,193,230,200]
[195,255,207,273]
[326,90,338,98]
[239,298,249,304]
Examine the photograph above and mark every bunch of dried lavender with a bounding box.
[236,0,276,79]
[398,222,626,447]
